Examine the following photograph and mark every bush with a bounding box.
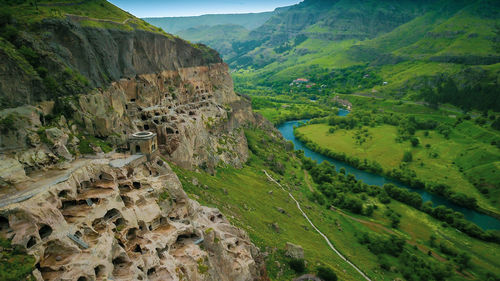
[410,137,420,147]
[288,258,306,273]
[403,151,413,162]
[317,266,337,281]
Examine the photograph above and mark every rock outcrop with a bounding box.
[0,8,266,281]
[0,156,264,281]
[0,17,257,172]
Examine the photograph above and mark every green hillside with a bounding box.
[227,0,500,111]
[143,11,276,33]
[177,24,250,61]
[0,0,164,33]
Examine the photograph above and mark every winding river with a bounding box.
[277,109,500,230]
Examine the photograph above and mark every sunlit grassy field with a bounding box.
[296,121,500,215]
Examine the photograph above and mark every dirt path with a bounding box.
[0,158,108,208]
[66,14,133,26]
[263,170,372,281]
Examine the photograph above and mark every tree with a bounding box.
[411,137,420,147]
[403,151,413,162]
[317,266,337,281]
[288,258,305,273]
[456,252,471,271]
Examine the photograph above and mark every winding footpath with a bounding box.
[263,170,371,281]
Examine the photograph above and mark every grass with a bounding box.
[168,126,500,280]
[2,0,161,34]
[229,0,499,102]
[78,134,113,154]
[252,96,332,125]
[295,116,500,214]
[171,128,400,281]
[0,238,35,281]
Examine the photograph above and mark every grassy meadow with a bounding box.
[294,96,500,216]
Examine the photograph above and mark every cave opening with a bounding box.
[147,267,156,276]
[58,190,69,198]
[112,256,127,266]
[0,216,9,231]
[104,209,120,221]
[38,224,52,240]
[132,182,141,189]
[77,277,87,281]
[126,228,137,240]
[134,244,142,254]
[27,236,36,248]
[115,218,126,229]
[94,265,105,278]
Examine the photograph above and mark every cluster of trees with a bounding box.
[382,184,499,243]
[302,158,378,214]
[419,77,500,112]
[357,232,406,256]
[357,232,454,281]
[299,146,499,243]
[397,252,453,281]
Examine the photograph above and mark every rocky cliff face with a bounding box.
[1,18,220,108]
[0,156,265,281]
[1,17,256,173]
[0,13,265,281]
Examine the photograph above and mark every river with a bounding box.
[277,109,500,230]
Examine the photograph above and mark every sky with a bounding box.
[108,0,302,18]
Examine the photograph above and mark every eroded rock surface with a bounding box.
[0,156,264,281]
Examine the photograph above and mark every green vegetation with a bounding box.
[295,98,500,216]
[251,95,334,125]
[143,11,274,33]
[316,266,337,281]
[0,112,19,133]
[0,0,162,33]
[78,134,113,154]
[0,238,35,281]
[215,0,500,111]
[169,126,500,281]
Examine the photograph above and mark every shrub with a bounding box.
[0,113,17,133]
[317,266,337,281]
[288,258,306,273]
[410,137,420,147]
[402,151,413,162]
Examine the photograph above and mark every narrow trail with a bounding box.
[263,170,372,281]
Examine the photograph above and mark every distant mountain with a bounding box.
[143,11,277,33]
[177,24,250,61]
[224,0,500,110]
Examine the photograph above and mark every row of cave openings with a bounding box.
[0,215,53,249]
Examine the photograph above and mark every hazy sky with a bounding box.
[108,0,302,18]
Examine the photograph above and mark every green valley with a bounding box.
[170,126,500,281]
[294,97,500,216]
[1,0,499,280]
